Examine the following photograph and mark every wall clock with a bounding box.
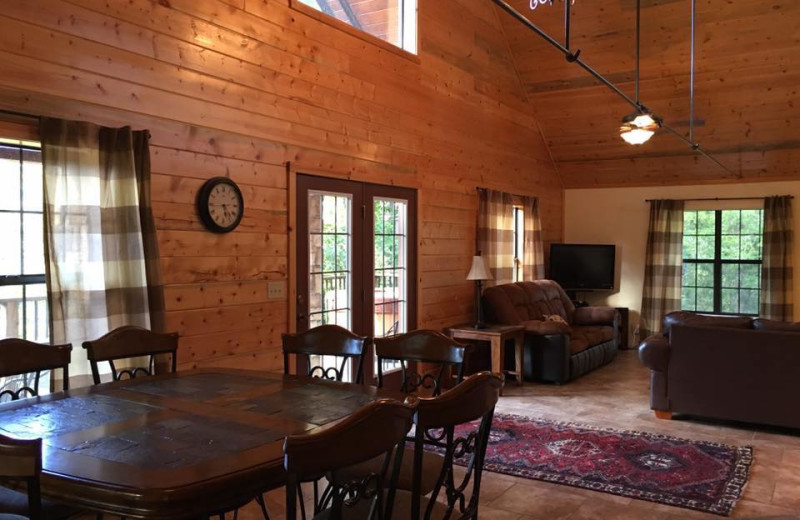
[197,177,244,233]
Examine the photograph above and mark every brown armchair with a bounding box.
[483,280,619,383]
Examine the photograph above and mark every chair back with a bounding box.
[282,325,367,383]
[0,433,42,520]
[82,326,179,385]
[375,330,465,396]
[412,372,503,520]
[0,339,72,401]
[283,397,417,520]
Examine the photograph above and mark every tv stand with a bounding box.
[565,290,589,307]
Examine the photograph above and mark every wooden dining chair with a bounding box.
[283,398,417,520]
[0,339,72,402]
[282,325,367,383]
[403,371,503,519]
[82,326,179,385]
[0,434,80,520]
[375,330,466,396]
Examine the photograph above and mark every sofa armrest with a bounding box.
[573,306,617,326]
[638,334,670,372]
[520,320,571,336]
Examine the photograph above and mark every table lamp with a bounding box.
[466,253,493,329]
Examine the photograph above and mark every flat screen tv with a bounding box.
[549,244,615,291]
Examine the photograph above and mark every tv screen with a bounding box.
[549,244,615,291]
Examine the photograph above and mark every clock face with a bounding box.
[198,178,244,233]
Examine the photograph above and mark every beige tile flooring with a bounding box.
[90,351,800,519]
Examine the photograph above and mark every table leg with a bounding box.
[514,332,524,387]
[491,336,504,396]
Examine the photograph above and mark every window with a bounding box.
[295,0,417,54]
[682,209,763,315]
[0,140,48,343]
[512,206,524,282]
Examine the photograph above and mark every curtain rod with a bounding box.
[0,109,39,121]
[476,186,535,200]
[645,196,794,203]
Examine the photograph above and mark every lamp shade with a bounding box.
[466,255,493,281]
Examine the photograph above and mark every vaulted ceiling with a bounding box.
[495,0,800,188]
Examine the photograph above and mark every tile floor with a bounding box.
[93,350,800,519]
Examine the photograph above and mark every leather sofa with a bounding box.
[482,280,619,384]
[639,311,800,429]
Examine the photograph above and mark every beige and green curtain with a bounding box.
[760,196,793,321]
[639,199,684,340]
[521,195,545,280]
[477,189,514,286]
[41,118,165,376]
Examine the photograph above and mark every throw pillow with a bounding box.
[543,314,568,325]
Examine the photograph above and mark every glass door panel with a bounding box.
[373,198,408,376]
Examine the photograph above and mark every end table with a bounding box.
[446,324,525,394]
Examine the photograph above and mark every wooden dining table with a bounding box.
[0,369,403,519]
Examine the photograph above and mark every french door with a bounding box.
[296,174,417,383]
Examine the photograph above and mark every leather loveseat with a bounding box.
[482,280,619,384]
[639,311,800,429]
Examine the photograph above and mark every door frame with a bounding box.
[287,164,419,381]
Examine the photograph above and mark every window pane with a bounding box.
[741,210,762,234]
[297,0,416,53]
[23,213,45,275]
[697,263,714,288]
[740,289,759,315]
[682,235,696,260]
[697,211,715,234]
[697,235,715,260]
[22,149,43,212]
[740,264,760,289]
[721,210,740,234]
[681,287,696,311]
[683,211,697,235]
[721,235,740,260]
[0,146,21,211]
[0,213,21,276]
[0,284,23,338]
[721,263,738,288]
[741,235,762,260]
[721,288,739,314]
[696,288,714,312]
[682,263,696,287]
[25,284,49,343]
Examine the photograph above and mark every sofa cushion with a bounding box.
[753,318,800,332]
[573,306,616,326]
[483,280,576,326]
[520,319,571,336]
[662,311,753,334]
[569,336,590,354]
[572,325,615,347]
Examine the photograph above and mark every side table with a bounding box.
[447,324,525,394]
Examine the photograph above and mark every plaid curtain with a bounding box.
[41,118,165,377]
[760,196,793,321]
[639,199,684,340]
[521,195,545,280]
[477,189,514,286]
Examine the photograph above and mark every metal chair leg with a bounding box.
[254,494,271,520]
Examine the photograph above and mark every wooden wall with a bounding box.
[0,0,562,370]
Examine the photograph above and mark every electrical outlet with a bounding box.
[267,280,286,300]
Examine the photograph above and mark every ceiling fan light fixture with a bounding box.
[619,125,655,145]
[620,110,660,145]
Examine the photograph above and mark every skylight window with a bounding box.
[296,0,417,54]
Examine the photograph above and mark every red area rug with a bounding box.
[464,414,753,516]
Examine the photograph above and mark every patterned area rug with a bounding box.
[462,414,753,516]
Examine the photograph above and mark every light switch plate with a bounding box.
[267,280,287,300]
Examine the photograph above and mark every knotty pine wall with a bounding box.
[0,0,562,371]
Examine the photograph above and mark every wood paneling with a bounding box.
[497,0,800,187]
[0,0,561,370]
